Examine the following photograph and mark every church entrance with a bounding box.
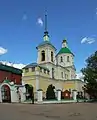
[25,84,34,103]
[1,85,11,103]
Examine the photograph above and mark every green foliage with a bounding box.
[25,84,34,101]
[46,84,56,100]
[81,51,97,99]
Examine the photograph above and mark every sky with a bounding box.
[0,0,97,74]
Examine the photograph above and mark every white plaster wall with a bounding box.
[40,63,55,78]
[55,66,70,80]
[75,81,84,92]
[37,45,56,64]
[66,67,76,79]
[19,86,26,102]
[11,87,19,103]
[56,53,74,67]
[0,87,2,102]
[38,62,70,80]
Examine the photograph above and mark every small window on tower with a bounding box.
[51,51,53,62]
[60,56,63,62]
[41,50,45,61]
[61,72,64,78]
[67,56,69,62]
[52,68,54,78]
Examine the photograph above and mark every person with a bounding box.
[77,94,79,103]
[18,92,21,103]
[17,87,21,103]
[31,92,34,104]
[29,87,34,104]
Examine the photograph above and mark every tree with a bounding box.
[81,51,97,99]
[46,84,56,100]
[25,84,34,103]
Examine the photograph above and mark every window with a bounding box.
[32,67,35,72]
[47,71,49,75]
[41,50,45,61]
[65,74,67,79]
[67,75,68,79]
[60,56,63,62]
[52,68,54,78]
[25,68,29,73]
[51,51,53,62]
[67,56,69,62]
[44,69,46,74]
[61,72,64,78]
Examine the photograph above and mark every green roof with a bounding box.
[3,79,11,83]
[36,41,56,50]
[0,64,22,75]
[57,47,74,56]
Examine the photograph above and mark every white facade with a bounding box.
[0,82,26,103]
[36,39,76,80]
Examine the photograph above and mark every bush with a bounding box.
[46,84,56,100]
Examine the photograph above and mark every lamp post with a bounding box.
[82,85,86,102]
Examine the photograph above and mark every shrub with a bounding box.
[46,84,56,100]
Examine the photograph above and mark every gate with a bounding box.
[1,85,11,103]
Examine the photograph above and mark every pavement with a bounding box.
[0,102,97,120]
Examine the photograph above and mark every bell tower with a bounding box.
[36,12,56,65]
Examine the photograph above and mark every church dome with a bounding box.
[56,39,74,56]
[58,47,72,55]
[36,41,56,50]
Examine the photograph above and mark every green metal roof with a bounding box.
[36,41,56,50]
[0,64,22,75]
[57,47,74,56]
[3,79,11,83]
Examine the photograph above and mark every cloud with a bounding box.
[0,47,7,55]
[22,14,27,20]
[0,61,26,69]
[37,18,43,26]
[96,8,97,14]
[81,37,96,44]
[76,72,84,80]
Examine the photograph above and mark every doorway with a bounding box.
[1,85,11,103]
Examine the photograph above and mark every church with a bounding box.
[22,13,84,96]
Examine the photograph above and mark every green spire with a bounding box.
[43,11,49,41]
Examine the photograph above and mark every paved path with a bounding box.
[0,103,97,120]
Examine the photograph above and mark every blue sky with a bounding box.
[0,0,97,72]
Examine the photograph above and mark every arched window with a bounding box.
[51,51,53,62]
[67,56,69,62]
[61,72,64,78]
[52,68,54,78]
[41,50,45,61]
[60,56,63,62]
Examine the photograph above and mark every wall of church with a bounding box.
[23,79,36,92]
[63,81,76,91]
[22,72,84,93]
[38,63,55,78]
[39,77,64,92]
[37,45,56,64]
[75,80,84,92]
[66,67,76,79]
[36,62,71,80]
[38,77,84,93]
[55,66,70,80]
[56,53,74,67]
